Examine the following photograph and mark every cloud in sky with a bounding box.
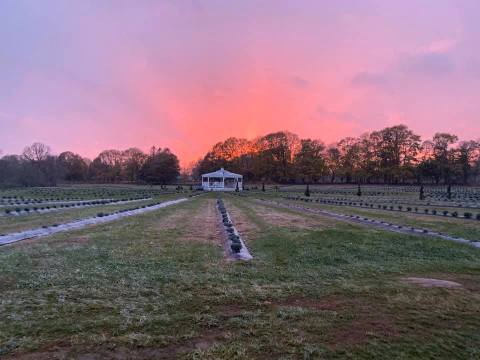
[0,0,479,165]
[399,52,454,76]
[351,72,389,88]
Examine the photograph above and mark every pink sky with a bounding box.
[1,0,479,166]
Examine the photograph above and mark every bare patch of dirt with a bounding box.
[160,328,227,356]
[4,339,71,360]
[328,315,397,348]
[402,277,464,289]
[217,303,248,317]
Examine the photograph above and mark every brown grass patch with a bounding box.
[217,303,248,317]
[223,200,260,240]
[154,208,191,231]
[276,295,398,348]
[0,274,16,291]
[250,201,333,230]
[156,199,221,244]
[6,329,228,360]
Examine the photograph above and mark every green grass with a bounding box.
[1,192,480,359]
[273,198,480,241]
[0,194,183,234]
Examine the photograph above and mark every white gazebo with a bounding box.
[202,168,243,191]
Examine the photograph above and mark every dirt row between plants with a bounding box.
[257,198,480,248]
[155,198,222,244]
[0,198,189,247]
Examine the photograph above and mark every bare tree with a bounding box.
[22,142,51,162]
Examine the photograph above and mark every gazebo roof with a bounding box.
[202,168,242,178]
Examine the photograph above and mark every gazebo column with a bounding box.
[222,176,225,189]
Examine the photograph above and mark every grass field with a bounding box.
[1,186,480,359]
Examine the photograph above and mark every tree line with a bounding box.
[0,143,180,186]
[193,125,480,185]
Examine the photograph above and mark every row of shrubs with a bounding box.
[301,195,480,209]
[282,200,472,241]
[3,197,151,215]
[0,187,175,203]
[281,186,480,201]
[285,196,480,220]
[0,196,151,206]
[217,198,242,254]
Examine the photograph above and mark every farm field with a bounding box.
[1,186,480,359]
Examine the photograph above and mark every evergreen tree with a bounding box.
[262,183,265,192]
[357,184,362,197]
[419,185,425,200]
[447,184,452,199]
[305,184,310,197]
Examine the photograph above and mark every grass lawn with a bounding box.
[1,193,479,359]
[272,197,480,241]
[0,194,183,235]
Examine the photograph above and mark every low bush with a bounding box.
[476,214,480,220]
[97,212,105,217]
[407,207,412,211]
[231,243,242,253]
[464,212,472,219]
[424,209,429,214]
[5,209,11,214]
[443,210,449,216]
[432,210,437,215]
[452,211,458,217]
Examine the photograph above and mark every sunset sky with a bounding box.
[1,0,479,166]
